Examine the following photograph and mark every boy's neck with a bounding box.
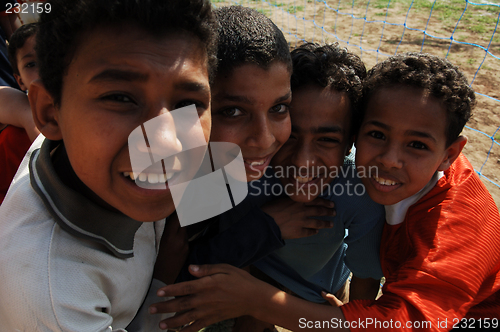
[385,171,444,226]
[52,143,119,213]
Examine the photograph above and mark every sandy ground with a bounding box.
[213,0,500,210]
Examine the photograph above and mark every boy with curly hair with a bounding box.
[152,53,500,332]
[0,0,217,330]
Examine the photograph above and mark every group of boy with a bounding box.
[0,0,498,331]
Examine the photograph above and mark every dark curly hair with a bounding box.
[36,0,218,105]
[7,23,38,75]
[291,42,366,134]
[214,5,292,77]
[362,52,475,146]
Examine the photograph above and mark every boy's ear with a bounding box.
[29,80,63,141]
[438,136,467,171]
[14,73,28,92]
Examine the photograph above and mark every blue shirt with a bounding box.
[254,157,385,302]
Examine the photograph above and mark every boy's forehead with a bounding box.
[365,86,448,139]
[291,86,351,133]
[212,61,291,101]
[68,25,208,78]
[72,25,204,63]
[17,36,36,60]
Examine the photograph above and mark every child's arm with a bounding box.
[0,86,40,142]
[151,264,350,332]
[176,197,335,282]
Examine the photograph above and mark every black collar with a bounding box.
[29,139,142,258]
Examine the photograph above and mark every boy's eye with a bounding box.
[409,141,428,150]
[175,100,205,110]
[368,131,385,140]
[101,93,135,103]
[25,61,36,69]
[219,107,243,118]
[318,137,340,144]
[270,104,289,114]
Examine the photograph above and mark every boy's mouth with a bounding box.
[294,174,318,184]
[123,171,175,184]
[244,159,266,166]
[373,176,399,186]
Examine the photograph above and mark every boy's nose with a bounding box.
[246,117,276,150]
[142,110,183,160]
[290,142,315,174]
[129,110,184,174]
[377,145,403,169]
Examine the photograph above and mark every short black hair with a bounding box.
[7,23,38,75]
[362,52,475,147]
[291,42,366,135]
[36,0,217,105]
[214,5,292,77]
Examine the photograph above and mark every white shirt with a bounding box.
[0,136,170,331]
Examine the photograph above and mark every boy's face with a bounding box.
[14,35,39,91]
[355,86,457,205]
[33,25,211,222]
[272,86,352,202]
[210,62,292,182]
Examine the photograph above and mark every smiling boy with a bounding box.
[148,53,499,332]
[0,0,217,330]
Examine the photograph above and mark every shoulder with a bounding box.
[414,154,499,225]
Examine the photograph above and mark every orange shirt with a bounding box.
[342,154,500,331]
[0,125,31,203]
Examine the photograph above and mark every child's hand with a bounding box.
[262,197,335,239]
[149,264,275,331]
[321,291,343,307]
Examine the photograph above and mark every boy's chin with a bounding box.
[122,204,176,223]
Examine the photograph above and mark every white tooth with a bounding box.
[250,160,265,166]
[130,172,136,180]
[159,174,167,183]
[148,173,159,184]
[123,172,129,177]
[166,172,174,180]
[139,173,147,182]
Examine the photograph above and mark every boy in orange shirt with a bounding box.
[151,53,500,331]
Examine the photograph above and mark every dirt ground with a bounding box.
[213,0,500,209]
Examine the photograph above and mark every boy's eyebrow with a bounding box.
[274,91,292,104]
[291,125,343,134]
[405,130,437,143]
[312,126,342,134]
[21,52,35,60]
[213,93,252,105]
[214,91,291,105]
[366,120,437,142]
[365,120,390,130]
[89,69,149,83]
[174,81,209,93]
